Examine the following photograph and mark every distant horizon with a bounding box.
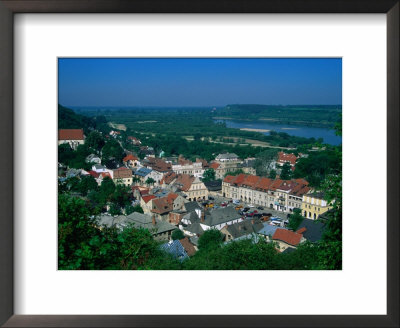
[59,58,342,107]
[65,103,343,109]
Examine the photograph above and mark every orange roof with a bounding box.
[272,229,303,246]
[142,195,156,203]
[58,129,84,140]
[123,154,138,162]
[296,227,307,234]
[88,170,100,178]
[161,172,177,185]
[101,172,111,178]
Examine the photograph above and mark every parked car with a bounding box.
[235,205,243,210]
[208,196,214,200]
[257,206,264,210]
[248,204,255,208]
[233,199,240,204]
[243,207,250,212]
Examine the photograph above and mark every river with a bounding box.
[214,119,342,146]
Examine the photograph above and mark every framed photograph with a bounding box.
[1,0,398,327]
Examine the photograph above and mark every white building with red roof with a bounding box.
[58,129,85,150]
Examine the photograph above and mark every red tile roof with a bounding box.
[142,195,156,203]
[278,152,298,165]
[88,170,100,178]
[161,172,177,185]
[101,172,111,179]
[272,229,303,246]
[166,193,178,204]
[152,197,173,214]
[58,129,84,140]
[210,162,220,170]
[223,175,236,184]
[296,227,307,234]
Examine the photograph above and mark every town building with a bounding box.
[58,129,85,150]
[301,192,332,220]
[123,154,139,168]
[172,174,208,201]
[213,153,244,179]
[222,174,310,212]
[172,156,204,177]
[113,167,133,187]
[272,228,305,251]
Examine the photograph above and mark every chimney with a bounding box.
[201,211,205,223]
[152,214,156,226]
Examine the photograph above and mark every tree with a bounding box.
[78,175,98,196]
[202,168,216,182]
[254,148,278,176]
[288,208,304,231]
[268,169,277,179]
[280,162,292,180]
[198,229,224,250]
[110,184,131,208]
[102,139,124,162]
[109,203,122,216]
[85,131,105,152]
[224,169,244,178]
[145,177,156,186]
[99,177,115,202]
[171,229,185,241]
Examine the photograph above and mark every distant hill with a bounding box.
[213,104,342,127]
[58,104,97,134]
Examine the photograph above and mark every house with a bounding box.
[172,156,204,177]
[86,154,101,164]
[160,240,188,261]
[222,174,309,212]
[172,174,208,201]
[241,158,257,175]
[213,153,243,179]
[134,167,152,184]
[127,136,141,145]
[301,192,332,220]
[179,237,197,256]
[113,167,133,187]
[58,129,84,150]
[203,180,222,197]
[276,152,298,167]
[109,130,121,138]
[98,212,176,242]
[272,228,305,251]
[256,223,280,241]
[200,206,243,231]
[220,219,263,243]
[123,154,139,168]
[295,218,327,242]
[140,146,155,157]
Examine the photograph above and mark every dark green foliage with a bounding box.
[280,162,292,180]
[293,147,341,187]
[288,208,304,231]
[110,184,131,208]
[171,229,185,241]
[58,144,92,170]
[109,203,122,216]
[224,169,244,177]
[198,229,224,250]
[85,131,105,151]
[58,104,97,135]
[100,177,116,200]
[268,169,277,179]
[145,178,156,186]
[202,168,216,182]
[102,139,124,162]
[78,175,98,196]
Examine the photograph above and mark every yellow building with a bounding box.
[301,192,332,220]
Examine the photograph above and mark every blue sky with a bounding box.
[58,58,342,107]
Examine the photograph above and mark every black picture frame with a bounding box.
[0,1,398,327]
